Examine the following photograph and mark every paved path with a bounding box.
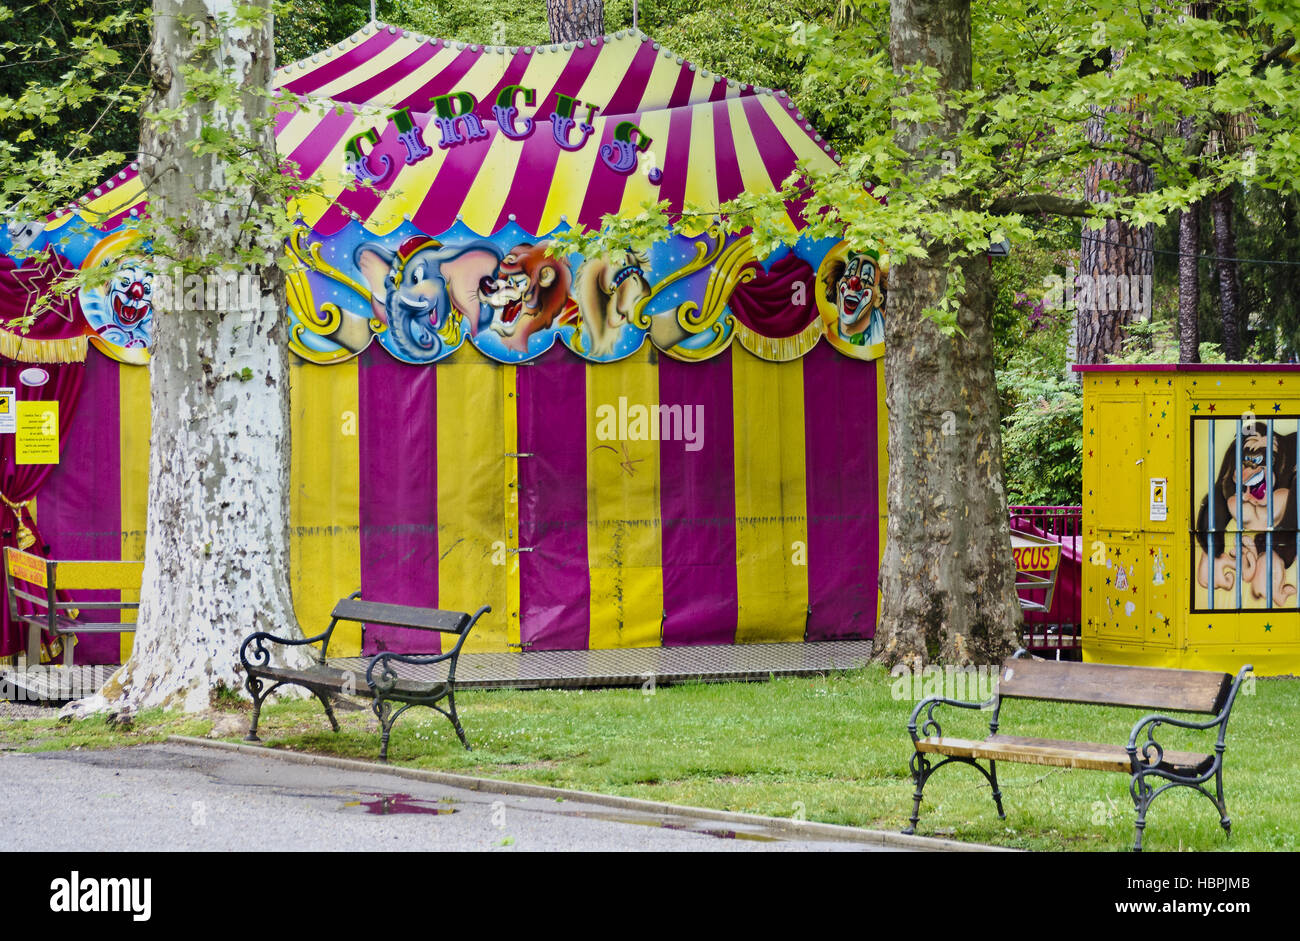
[0,742,917,852]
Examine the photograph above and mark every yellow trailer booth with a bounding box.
[0,25,889,665]
[1078,363,1300,675]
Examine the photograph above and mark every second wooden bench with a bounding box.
[903,650,1252,851]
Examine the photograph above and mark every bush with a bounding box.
[999,369,1082,506]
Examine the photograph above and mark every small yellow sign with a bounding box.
[15,400,59,465]
[4,547,48,587]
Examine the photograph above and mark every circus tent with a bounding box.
[0,25,887,664]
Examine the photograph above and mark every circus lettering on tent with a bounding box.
[344,86,659,186]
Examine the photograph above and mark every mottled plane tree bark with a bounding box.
[80,0,308,713]
[872,0,1022,668]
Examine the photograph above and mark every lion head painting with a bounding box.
[574,249,651,358]
[477,242,578,354]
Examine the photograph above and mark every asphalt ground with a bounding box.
[0,741,934,852]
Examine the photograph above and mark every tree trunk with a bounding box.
[1211,187,1242,359]
[86,0,307,713]
[873,0,1021,669]
[1176,6,1208,364]
[547,0,605,42]
[1178,203,1201,362]
[1076,48,1154,365]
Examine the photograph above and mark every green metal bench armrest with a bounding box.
[908,693,998,744]
[364,605,490,692]
[239,626,337,673]
[1126,664,1253,766]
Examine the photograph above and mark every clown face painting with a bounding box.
[816,243,887,361]
[78,230,155,362]
[106,264,153,337]
[833,252,885,347]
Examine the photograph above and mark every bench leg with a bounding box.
[26,623,40,667]
[1131,775,1154,852]
[314,690,341,733]
[904,752,1004,836]
[372,697,396,762]
[245,676,266,742]
[1131,769,1230,852]
[902,751,931,835]
[1214,766,1231,837]
[988,759,1006,819]
[446,688,471,752]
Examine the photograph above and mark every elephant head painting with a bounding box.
[355,236,502,363]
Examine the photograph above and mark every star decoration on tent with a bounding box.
[9,252,75,321]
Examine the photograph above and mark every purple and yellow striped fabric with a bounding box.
[29,346,885,663]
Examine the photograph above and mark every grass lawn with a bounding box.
[2,665,1296,852]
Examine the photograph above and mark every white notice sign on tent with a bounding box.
[0,387,15,433]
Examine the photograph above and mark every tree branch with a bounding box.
[1254,38,1297,75]
[986,194,1093,217]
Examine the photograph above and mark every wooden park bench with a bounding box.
[3,547,142,668]
[902,650,1252,851]
[238,591,490,761]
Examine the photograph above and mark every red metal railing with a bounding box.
[1009,505,1083,656]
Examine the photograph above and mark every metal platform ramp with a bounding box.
[0,665,118,704]
[335,640,875,691]
[2,641,874,701]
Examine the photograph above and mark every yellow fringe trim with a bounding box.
[735,319,824,362]
[0,331,88,364]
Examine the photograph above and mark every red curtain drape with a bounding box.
[725,254,820,339]
[0,362,86,660]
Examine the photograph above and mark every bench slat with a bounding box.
[998,659,1230,714]
[250,663,448,698]
[331,599,469,633]
[916,735,1211,774]
[51,560,144,591]
[12,614,134,633]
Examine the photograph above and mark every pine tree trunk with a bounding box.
[1177,8,1207,364]
[547,0,605,42]
[1076,48,1154,365]
[1178,204,1201,362]
[874,0,1021,669]
[1211,187,1242,359]
[89,0,308,713]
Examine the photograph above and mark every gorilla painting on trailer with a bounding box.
[1194,418,1300,609]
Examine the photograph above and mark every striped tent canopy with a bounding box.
[13,25,887,367]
